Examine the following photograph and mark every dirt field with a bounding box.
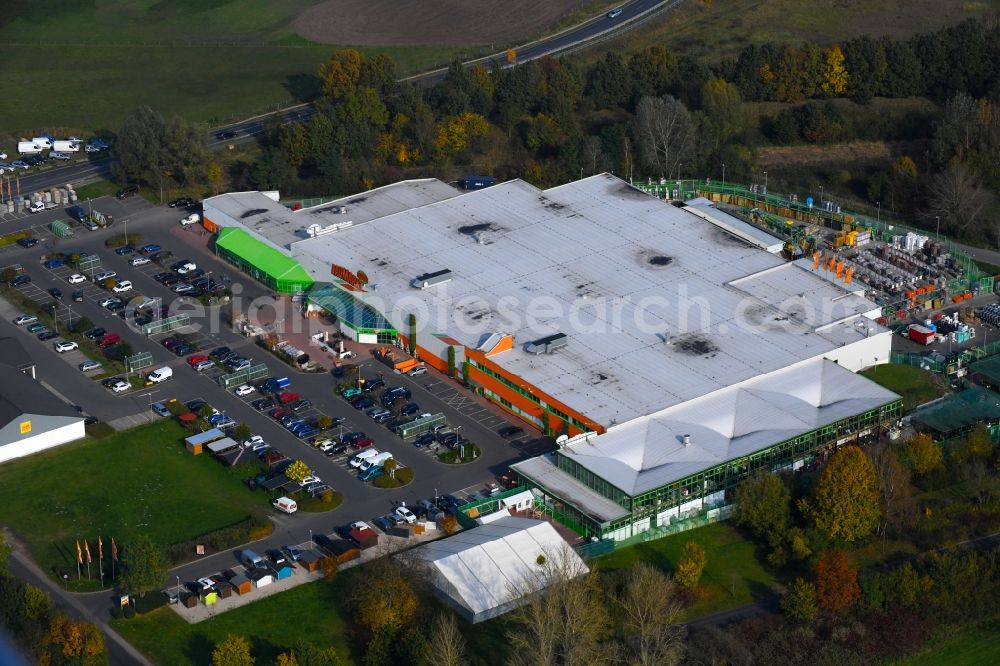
[295,0,590,46]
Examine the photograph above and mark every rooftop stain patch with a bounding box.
[670,334,719,357]
[648,255,672,267]
[241,209,268,218]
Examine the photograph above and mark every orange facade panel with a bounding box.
[466,349,604,436]
[202,216,220,234]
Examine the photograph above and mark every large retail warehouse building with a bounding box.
[204,174,901,541]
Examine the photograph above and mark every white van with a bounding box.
[349,448,380,468]
[147,366,173,383]
[272,496,297,514]
[359,451,393,473]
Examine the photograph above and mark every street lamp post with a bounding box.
[763,170,768,194]
[819,184,824,206]
[936,216,941,240]
[876,201,881,227]
[722,163,726,190]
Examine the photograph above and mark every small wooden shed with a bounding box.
[272,563,293,581]
[249,569,273,588]
[298,549,327,572]
[216,582,233,599]
[349,527,378,550]
[181,593,197,608]
[184,428,226,455]
[325,539,361,564]
[228,574,252,595]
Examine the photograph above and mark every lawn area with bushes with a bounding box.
[0,420,272,591]
[372,467,414,489]
[438,442,481,464]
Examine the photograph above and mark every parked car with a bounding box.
[281,545,302,562]
[290,399,311,411]
[54,341,79,353]
[37,330,59,341]
[129,256,150,266]
[112,280,133,293]
[394,505,417,524]
[9,275,31,287]
[84,327,106,341]
[71,291,84,302]
[110,380,130,393]
[413,432,436,448]
[234,384,255,397]
[499,425,525,439]
[251,397,275,411]
[114,245,134,255]
[277,392,300,404]
[400,403,420,416]
[352,397,374,410]
[13,314,37,326]
[180,213,201,226]
[116,185,139,199]
[16,237,38,248]
[193,360,214,372]
[26,322,48,334]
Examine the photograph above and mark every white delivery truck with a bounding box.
[17,141,42,155]
[147,366,173,383]
[272,496,298,514]
[52,140,80,152]
[31,137,53,149]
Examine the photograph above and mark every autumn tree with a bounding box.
[800,445,880,542]
[617,562,684,666]
[774,45,806,103]
[781,577,818,621]
[206,162,223,195]
[506,547,613,666]
[634,95,692,177]
[352,558,419,636]
[434,112,490,162]
[820,45,849,96]
[120,534,168,597]
[212,634,254,666]
[319,49,364,101]
[41,615,106,666]
[734,471,791,541]
[426,612,467,666]
[814,549,861,614]
[900,433,943,476]
[867,443,915,538]
[674,541,707,591]
[276,652,300,666]
[700,77,744,148]
[284,460,312,484]
[289,640,345,666]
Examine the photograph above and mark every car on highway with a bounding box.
[54,340,79,353]
[66,274,87,284]
[216,130,238,140]
[607,7,623,18]
[234,384,255,397]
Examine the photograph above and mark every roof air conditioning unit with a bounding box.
[525,333,568,355]
[410,269,452,289]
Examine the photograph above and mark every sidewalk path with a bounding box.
[4,530,150,666]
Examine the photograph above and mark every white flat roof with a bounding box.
[551,358,900,496]
[287,174,885,426]
[683,204,785,253]
[205,179,458,249]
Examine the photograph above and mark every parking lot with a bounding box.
[0,194,552,586]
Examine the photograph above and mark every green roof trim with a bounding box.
[215,227,313,291]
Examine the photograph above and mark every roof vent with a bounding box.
[683,434,691,446]
[525,333,568,355]
[410,269,452,289]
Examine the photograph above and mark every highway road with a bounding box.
[10,0,679,197]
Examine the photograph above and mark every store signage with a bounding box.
[19,421,31,434]
[330,264,367,290]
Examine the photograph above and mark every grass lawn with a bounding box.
[579,0,990,64]
[0,0,470,133]
[861,363,948,412]
[595,521,783,618]
[113,574,354,666]
[899,617,1000,666]
[0,420,270,589]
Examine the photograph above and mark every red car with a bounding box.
[97,333,121,347]
[351,437,374,450]
[270,408,292,420]
[187,354,209,366]
[277,391,300,404]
